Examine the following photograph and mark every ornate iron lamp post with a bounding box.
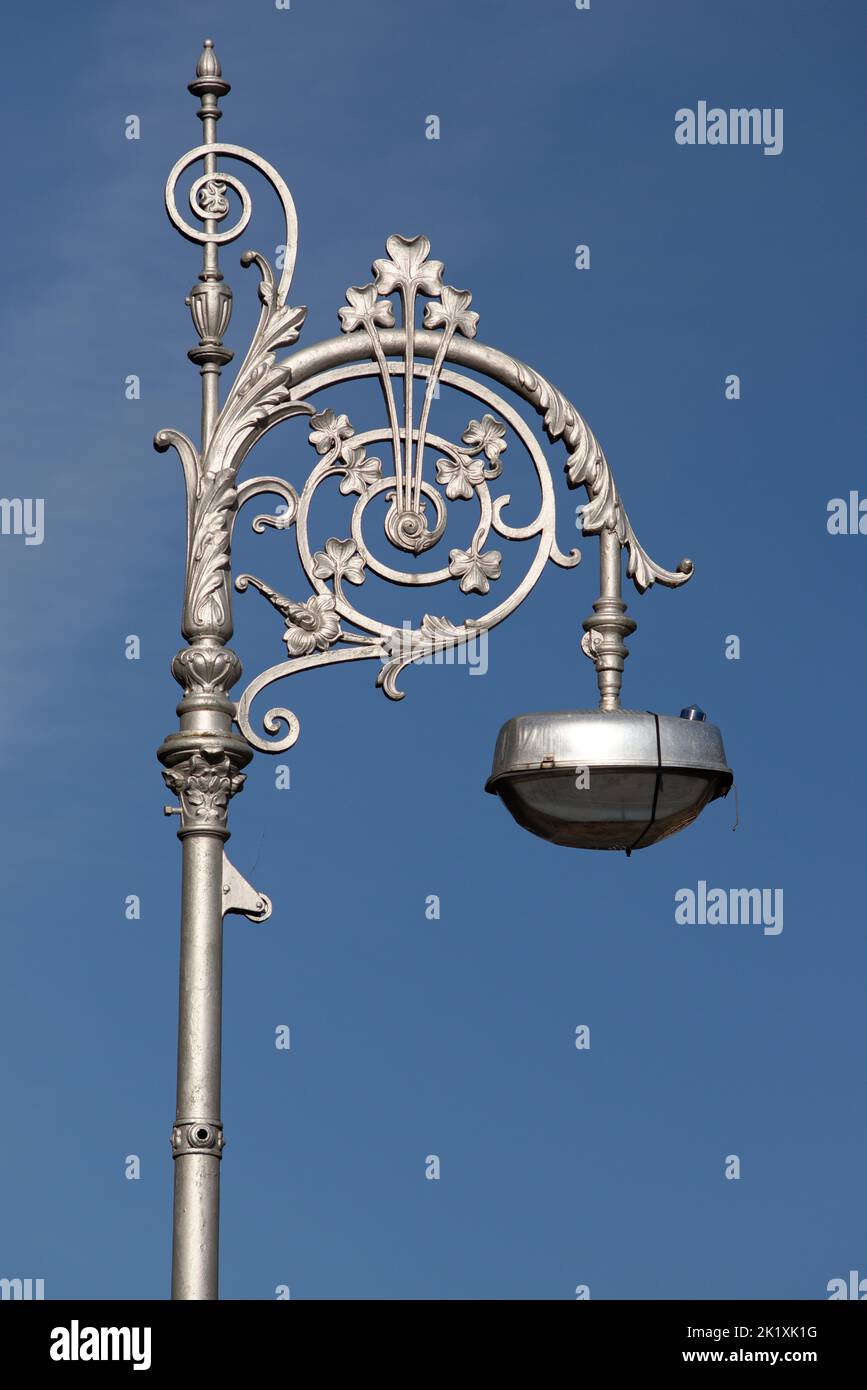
[157,40,732,1299]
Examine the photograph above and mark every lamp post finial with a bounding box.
[198,38,219,76]
[189,37,230,102]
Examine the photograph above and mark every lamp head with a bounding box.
[485,707,732,852]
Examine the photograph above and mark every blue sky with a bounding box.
[1,0,865,1299]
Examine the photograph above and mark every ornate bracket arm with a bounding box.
[216,232,696,744]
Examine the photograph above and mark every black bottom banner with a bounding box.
[1,1298,861,1374]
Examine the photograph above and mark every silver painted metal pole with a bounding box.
[171,832,225,1299]
[158,40,247,1300]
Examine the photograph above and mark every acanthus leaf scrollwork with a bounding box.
[156,249,312,643]
[506,357,694,593]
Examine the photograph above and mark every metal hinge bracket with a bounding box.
[221,853,272,922]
